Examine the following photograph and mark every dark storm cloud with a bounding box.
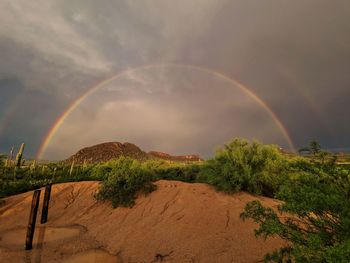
[178,0,350,149]
[0,36,107,157]
[0,0,349,159]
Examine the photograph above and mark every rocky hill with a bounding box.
[65,142,148,164]
[65,142,202,164]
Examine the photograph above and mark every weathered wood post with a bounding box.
[25,189,41,250]
[40,184,52,224]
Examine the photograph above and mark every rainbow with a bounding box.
[36,63,296,159]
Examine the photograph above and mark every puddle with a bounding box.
[62,249,117,263]
[0,226,82,249]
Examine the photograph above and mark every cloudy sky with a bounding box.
[0,0,349,159]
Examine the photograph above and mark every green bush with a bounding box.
[241,164,350,262]
[198,138,288,196]
[0,162,99,198]
[90,161,114,180]
[0,155,201,202]
[0,154,5,167]
[95,157,156,207]
[150,162,200,183]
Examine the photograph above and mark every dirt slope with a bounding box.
[0,181,284,263]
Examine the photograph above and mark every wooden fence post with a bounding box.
[40,184,52,224]
[25,189,41,250]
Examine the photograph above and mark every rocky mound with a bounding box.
[66,142,202,164]
[66,142,148,164]
[0,181,284,263]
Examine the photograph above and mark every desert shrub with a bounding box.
[142,159,169,170]
[0,154,5,167]
[90,162,114,180]
[0,152,195,201]
[241,164,350,263]
[153,163,200,183]
[1,178,44,198]
[95,157,156,207]
[198,138,288,196]
[0,162,99,198]
[80,159,199,207]
[141,159,201,182]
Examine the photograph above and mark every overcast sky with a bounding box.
[0,0,349,159]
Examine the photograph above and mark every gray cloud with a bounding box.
[0,0,349,159]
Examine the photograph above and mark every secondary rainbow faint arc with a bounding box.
[37,63,296,159]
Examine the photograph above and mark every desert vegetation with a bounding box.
[1,138,349,262]
[240,148,350,262]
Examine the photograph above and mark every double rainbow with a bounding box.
[36,63,296,159]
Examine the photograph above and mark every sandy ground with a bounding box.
[0,180,285,262]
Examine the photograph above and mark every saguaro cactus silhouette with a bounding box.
[69,160,75,176]
[30,160,37,171]
[15,143,25,168]
[6,146,14,167]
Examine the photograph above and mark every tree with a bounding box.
[310,140,321,155]
[198,138,288,196]
[241,164,350,262]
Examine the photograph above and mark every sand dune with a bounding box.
[0,181,284,262]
